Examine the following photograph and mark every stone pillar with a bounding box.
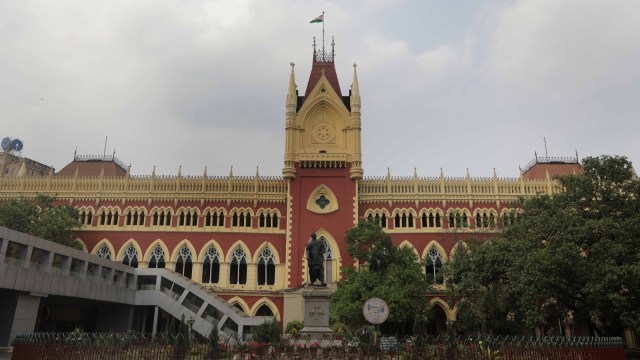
[218,262,230,287]
[0,292,42,347]
[246,264,257,287]
[191,261,203,284]
[152,306,159,336]
[300,287,333,339]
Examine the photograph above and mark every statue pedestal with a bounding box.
[300,287,333,338]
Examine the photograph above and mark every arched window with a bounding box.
[152,209,172,226]
[205,210,225,227]
[258,211,279,229]
[96,244,111,259]
[394,210,415,228]
[421,211,442,228]
[148,244,166,269]
[255,304,274,317]
[425,247,443,284]
[175,245,193,279]
[229,247,247,285]
[79,209,93,226]
[121,244,139,268]
[367,212,387,228]
[126,209,145,226]
[257,247,276,285]
[202,246,220,283]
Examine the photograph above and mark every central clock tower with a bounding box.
[283,40,362,287]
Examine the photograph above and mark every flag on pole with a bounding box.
[310,13,324,23]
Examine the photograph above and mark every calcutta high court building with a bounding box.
[0,39,581,332]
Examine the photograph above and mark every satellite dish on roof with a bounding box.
[0,137,10,151]
[11,139,23,152]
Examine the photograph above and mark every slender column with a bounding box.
[152,306,159,336]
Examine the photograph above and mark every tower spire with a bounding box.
[286,63,297,111]
[350,63,360,110]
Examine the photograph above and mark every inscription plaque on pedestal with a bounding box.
[300,287,333,337]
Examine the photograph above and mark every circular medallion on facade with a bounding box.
[363,298,389,325]
[313,124,334,143]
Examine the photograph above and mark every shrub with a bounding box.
[252,320,281,343]
[285,320,304,335]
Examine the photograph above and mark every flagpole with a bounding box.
[322,11,325,54]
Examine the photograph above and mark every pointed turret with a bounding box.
[286,63,297,113]
[350,63,361,111]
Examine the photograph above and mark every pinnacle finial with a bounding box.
[287,62,297,108]
[351,63,361,107]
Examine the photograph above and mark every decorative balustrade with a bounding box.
[359,175,561,202]
[0,174,287,202]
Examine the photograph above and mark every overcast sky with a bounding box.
[1,0,638,178]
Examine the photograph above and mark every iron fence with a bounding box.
[11,332,625,360]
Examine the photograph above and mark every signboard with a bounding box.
[363,298,389,324]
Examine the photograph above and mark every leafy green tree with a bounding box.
[345,220,395,272]
[333,221,432,335]
[448,156,640,336]
[0,195,83,249]
[447,239,524,335]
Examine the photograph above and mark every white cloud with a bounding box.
[1,0,638,178]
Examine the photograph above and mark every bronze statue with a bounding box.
[306,232,325,286]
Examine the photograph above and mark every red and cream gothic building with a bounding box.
[0,42,581,329]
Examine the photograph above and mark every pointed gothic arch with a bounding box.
[200,241,222,284]
[450,240,469,259]
[423,241,447,285]
[227,244,249,285]
[116,239,143,262]
[91,239,115,260]
[75,238,88,252]
[429,297,455,321]
[398,240,420,258]
[250,298,281,321]
[227,297,250,314]
[256,246,276,286]
[144,240,169,269]
[172,241,195,279]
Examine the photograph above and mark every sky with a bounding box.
[1,0,639,179]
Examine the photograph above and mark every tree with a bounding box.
[0,195,83,249]
[344,220,396,272]
[447,156,640,336]
[332,221,432,335]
